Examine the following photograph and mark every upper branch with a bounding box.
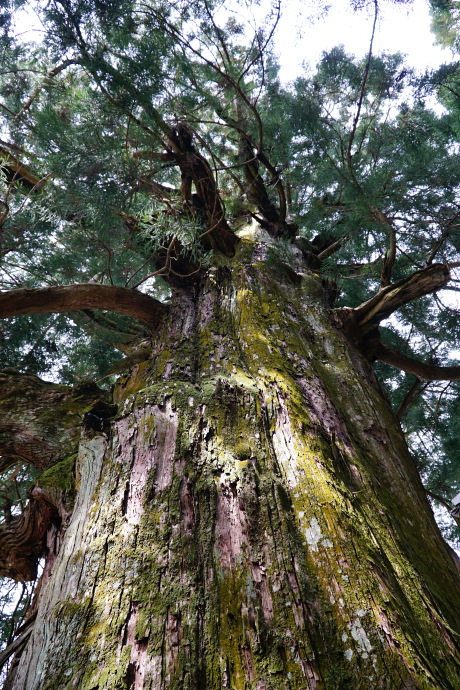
[352,264,450,334]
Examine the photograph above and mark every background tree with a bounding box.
[0,0,459,687]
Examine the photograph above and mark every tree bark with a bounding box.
[4,227,460,689]
[0,372,109,471]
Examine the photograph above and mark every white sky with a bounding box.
[272,0,451,80]
[18,0,451,76]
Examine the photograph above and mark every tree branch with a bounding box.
[164,124,238,256]
[425,488,454,513]
[0,145,41,189]
[0,283,168,329]
[376,344,460,381]
[0,372,110,470]
[0,624,33,671]
[396,377,427,421]
[353,264,450,333]
[14,60,75,121]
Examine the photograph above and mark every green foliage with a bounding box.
[0,576,36,682]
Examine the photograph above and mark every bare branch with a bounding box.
[353,264,450,333]
[0,283,168,329]
[376,344,460,381]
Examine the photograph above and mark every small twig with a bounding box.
[15,60,75,120]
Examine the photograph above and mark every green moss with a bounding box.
[37,453,77,493]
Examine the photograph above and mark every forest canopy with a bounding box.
[0,0,460,657]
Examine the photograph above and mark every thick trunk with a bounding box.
[5,226,460,689]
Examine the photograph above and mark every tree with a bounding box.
[0,0,459,687]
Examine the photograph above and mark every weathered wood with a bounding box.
[0,488,62,581]
[0,371,107,470]
[352,263,450,333]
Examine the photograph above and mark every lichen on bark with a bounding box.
[3,225,460,689]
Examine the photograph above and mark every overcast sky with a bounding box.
[272,0,451,80]
[17,0,451,77]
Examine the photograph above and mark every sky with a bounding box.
[18,0,451,76]
[271,0,451,80]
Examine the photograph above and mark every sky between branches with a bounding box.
[252,0,451,79]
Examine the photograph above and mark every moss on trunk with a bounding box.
[5,226,460,689]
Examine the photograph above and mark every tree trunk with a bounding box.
[5,226,460,690]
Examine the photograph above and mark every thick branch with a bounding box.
[0,372,109,469]
[0,146,41,189]
[376,344,460,381]
[164,124,238,256]
[0,487,61,581]
[0,283,168,329]
[353,264,450,334]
